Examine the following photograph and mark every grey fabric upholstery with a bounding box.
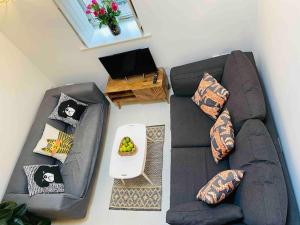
[264,95,300,225]
[221,50,266,132]
[170,147,229,206]
[3,83,109,219]
[5,92,66,194]
[166,201,243,225]
[170,96,214,147]
[170,52,255,97]
[168,51,299,225]
[230,120,288,225]
[170,55,226,97]
[60,103,106,197]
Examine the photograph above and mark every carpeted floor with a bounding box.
[109,125,165,211]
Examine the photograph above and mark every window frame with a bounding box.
[54,0,145,48]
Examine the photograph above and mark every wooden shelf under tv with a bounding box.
[105,68,169,108]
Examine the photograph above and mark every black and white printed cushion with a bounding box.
[49,93,88,127]
[24,165,64,196]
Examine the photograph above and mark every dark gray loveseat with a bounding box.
[167,51,300,225]
[3,83,109,219]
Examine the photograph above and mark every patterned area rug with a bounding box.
[109,125,165,211]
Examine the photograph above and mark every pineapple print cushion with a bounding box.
[33,124,74,163]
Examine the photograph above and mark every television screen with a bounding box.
[99,48,157,79]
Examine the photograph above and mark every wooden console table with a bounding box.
[105,68,169,108]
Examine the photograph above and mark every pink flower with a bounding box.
[91,0,98,4]
[87,4,92,9]
[111,1,118,11]
[85,10,91,14]
[99,7,106,15]
[93,11,99,16]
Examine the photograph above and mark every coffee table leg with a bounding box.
[121,179,125,185]
[142,172,153,185]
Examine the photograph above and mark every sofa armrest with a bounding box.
[3,193,85,219]
[170,52,255,97]
[166,201,243,225]
[45,82,109,105]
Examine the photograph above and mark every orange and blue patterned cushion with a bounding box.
[192,73,229,119]
[196,170,244,204]
[210,108,235,163]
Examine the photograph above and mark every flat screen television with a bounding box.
[99,48,158,79]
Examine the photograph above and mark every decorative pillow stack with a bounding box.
[210,109,235,163]
[33,124,74,163]
[192,73,229,119]
[25,93,88,197]
[196,170,244,204]
[49,93,88,127]
[192,72,243,205]
[24,165,64,196]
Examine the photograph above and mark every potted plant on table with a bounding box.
[86,0,121,36]
[0,201,51,225]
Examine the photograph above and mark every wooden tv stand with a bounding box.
[105,68,169,108]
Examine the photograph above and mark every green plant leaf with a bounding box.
[0,209,13,221]
[8,218,24,225]
[37,218,51,225]
[0,202,17,210]
[0,219,8,225]
[12,205,27,218]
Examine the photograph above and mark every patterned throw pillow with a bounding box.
[210,109,235,163]
[192,73,229,119]
[196,170,244,204]
[33,124,74,163]
[24,165,64,196]
[49,93,88,127]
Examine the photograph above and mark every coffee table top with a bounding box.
[109,124,147,179]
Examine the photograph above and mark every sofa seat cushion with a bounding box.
[229,120,287,225]
[60,103,105,197]
[170,147,229,206]
[221,50,266,132]
[166,201,243,225]
[171,96,214,148]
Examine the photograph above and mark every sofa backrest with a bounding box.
[170,54,227,97]
[5,93,66,195]
[221,50,266,132]
[170,52,257,98]
[229,119,287,225]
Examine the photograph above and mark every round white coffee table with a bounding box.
[109,124,153,185]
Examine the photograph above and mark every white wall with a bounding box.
[0,33,54,198]
[0,0,257,90]
[254,0,300,206]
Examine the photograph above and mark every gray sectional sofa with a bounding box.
[3,83,109,219]
[167,51,300,225]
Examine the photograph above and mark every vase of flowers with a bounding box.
[86,0,121,36]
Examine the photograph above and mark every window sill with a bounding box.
[80,19,151,50]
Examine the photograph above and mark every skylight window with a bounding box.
[54,0,145,48]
